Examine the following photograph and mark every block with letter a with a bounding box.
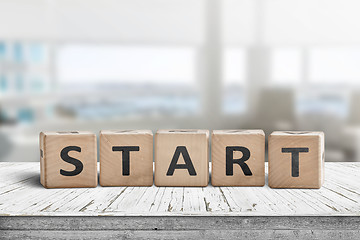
[268,131,325,189]
[39,131,97,188]
[154,129,209,187]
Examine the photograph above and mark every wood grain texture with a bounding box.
[0,162,359,217]
[269,131,325,189]
[1,216,360,239]
[211,130,265,186]
[154,130,209,187]
[100,130,153,186]
[1,229,359,240]
[39,131,97,188]
[2,216,360,230]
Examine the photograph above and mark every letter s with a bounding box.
[60,146,83,176]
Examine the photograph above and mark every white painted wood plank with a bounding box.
[152,187,182,213]
[201,186,233,212]
[0,162,359,216]
[0,164,38,188]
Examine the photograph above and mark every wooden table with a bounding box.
[0,162,359,239]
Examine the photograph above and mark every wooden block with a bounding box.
[39,131,97,188]
[268,131,325,189]
[211,130,265,186]
[154,129,209,187]
[99,130,153,186]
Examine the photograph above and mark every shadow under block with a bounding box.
[211,130,265,186]
[39,131,97,188]
[99,130,153,186]
[268,131,325,189]
[154,129,209,187]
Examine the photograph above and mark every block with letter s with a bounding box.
[39,131,97,188]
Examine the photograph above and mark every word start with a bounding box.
[39,129,324,189]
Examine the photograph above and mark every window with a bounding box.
[56,45,200,119]
[222,47,246,114]
[296,90,349,118]
[57,45,196,85]
[309,47,360,85]
[271,48,302,85]
[0,42,5,61]
[0,42,50,95]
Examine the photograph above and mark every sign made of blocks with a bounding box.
[268,131,325,189]
[39,131,97,188]
[100,130,153,186]
[154,129,209,187]
[211,130,265,186]
[39,129,325,188]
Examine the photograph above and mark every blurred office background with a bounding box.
[1,0,360,162]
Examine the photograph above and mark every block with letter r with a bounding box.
[211,130,265,186]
